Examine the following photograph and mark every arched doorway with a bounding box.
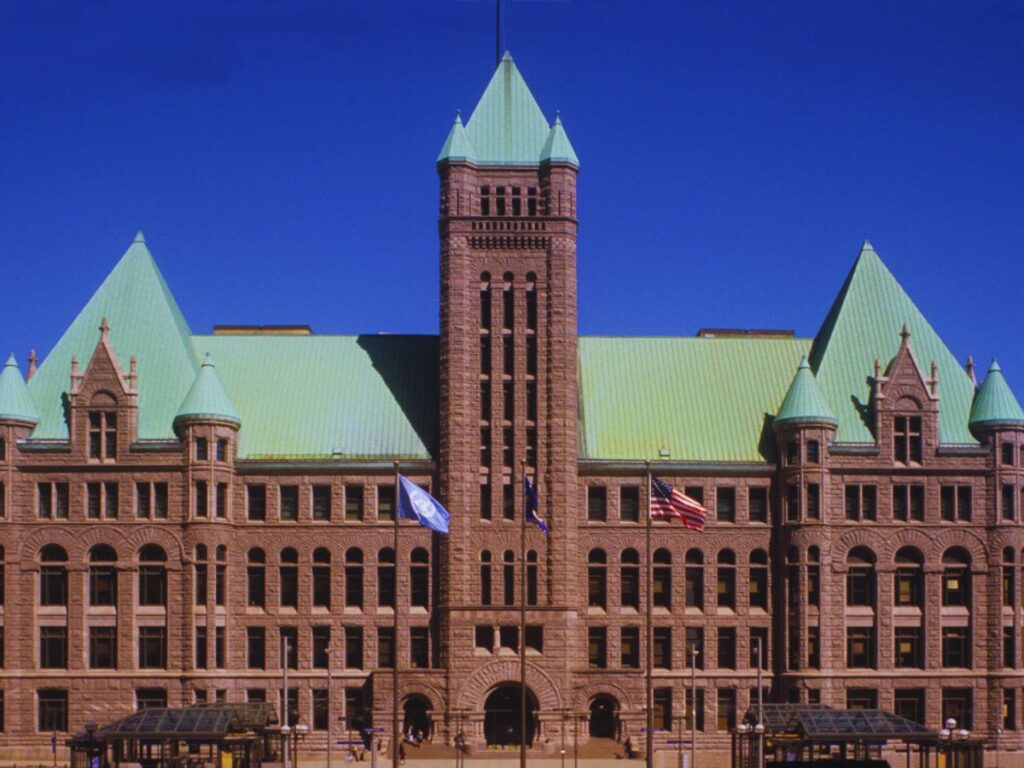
[589,695,619,739]
[403,695,432,742]
[484,684,539,747]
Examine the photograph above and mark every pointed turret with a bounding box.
[969,360,1024,432]
[437,112,477,164]
[174,354,241,428]
[463,52,560,165]
[0,355,39,426]
[775,356,837,427]
[540,114,579,167]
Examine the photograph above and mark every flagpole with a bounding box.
[520,459,528,768]
[393,460,400,768]
[645,461,654,768]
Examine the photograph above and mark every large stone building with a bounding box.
[1,53,1023,761]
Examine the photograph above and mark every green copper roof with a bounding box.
[969,360,1024,429]
[539,115,579,166]
[464,52,560,166]
[190,335,437,460]
[775,356,837,426]
[437,113,477,164]
[175,354,241,427]
[809,241,977,445]
[0,355,39,424]
[28,232,199,440]
[579,336,810,462]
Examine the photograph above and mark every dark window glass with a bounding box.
[942,627,971,668]
[378,548,396,607]
[748,487,768,523]
[89,626,117,669]
[247,485,266,521]
[653,627,672,669]
[312,485,332,521]
[620,486,640,522]
[895,627,923,668]
[215,627,225,668]
[806,440,820,464]
[216,483,227,518]
[894,689,925,726]
[138,626,167,668]
[475,626,492,651]
[345,550,364,608]
[195,481,207,518]
[247,627,266,669]
[345,485,364,521]
[716,689,735,732]
[38,689,68,732]
[377,627,394,669]
[90,566,117,607]
[621,626,640,668]
[846,627,875,668]
[312,626,331,669]
[279,485,298,521]
[655,688,675,731]
[377,486,395,522]
[410,627,429,668]
[280,627,298,669]
[196,438,208,461]
[716,487,735,523]
[587,627,607,668]
[344,627,363,669]
[195,626,208,669]
[806,483,820,519]
[717,627,736,669]
[40,626,68,668]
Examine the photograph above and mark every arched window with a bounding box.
[247,547,266,608]
[716,550,736,609]
[313,548,331,608]
[378,548,396,608]
[280,547,299,609]
[480,551,492,606]
[40,544,68,606]
[846,547,876,608]
[527,550,539,606]
[942,548,971,608]
[89,544,118,607]
[620,548,640,610]
[345,548,363,608]
[215,545,227,606]
[410,547,430,608]
[503,550,515,606]
[749,549,768,609]
[685,549,703,609]
[653,548,672,609]
[1003,547,1015,607]
[894,547,924,607]
[588,549,608,609]
[194,544,208,606]
[138,544,167,607]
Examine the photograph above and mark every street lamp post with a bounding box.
[281,725,292,768]
[737,723,750,768]
[325,645,333,768]
[939,718,970,768]
[295,723,309,768]
[690,647,700,768]
[755,637,764,768]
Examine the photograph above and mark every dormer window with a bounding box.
[88,411,117,460]
[894,416,922,464]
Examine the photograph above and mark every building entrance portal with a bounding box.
[484,685,539,747]
[403,695,432,742]
[589,695,620,739]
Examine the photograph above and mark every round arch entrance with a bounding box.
[589,694,620,739]
[484,684,539,747]
[403,695,432,742]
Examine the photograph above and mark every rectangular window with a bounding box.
[1004,626,1015,668]
[894,689,926,726]
[847,688,878,710]
[88,410,117,460]
[377,486,395,522]
[684,486,704,505]
[807,626,820,669]
[587,486,607,522]
[806,439,820,464]
[786,484,799,521]
[587,627,607,668]
[195,480,208,518]
[38,689,68,732]
[378,627,394,668]
[806,483,820,519]
[942,626,971,668]
[216,439,228,462]
[1005,689,1017,731]
[620,486,640,522]
[313,689,330,731]
[280,627,298,669]
[215,627,225,668]
[87,482,101,519]
[894,415,923,463]
[717,627,736,669]
[194,561,208,606]
[345,485,364,521]
[686,627,705,669]
[654,688,673,732]
[90,565,117,607]
[846,627,875,668]
[653,627,672,669]
[40,565,67,607]
[344,627,363,669]
[215,483,227,518]
[1003,442,1015,466]
[410,627,429,668]
[525,625,543,653]
[475,626,492,651]
[0,481,5,519]
[313,485,332,521]
[621,626,640,668]
[942,689,972,729]
[312,626,331,669]
[716,689,736,732]
[895,627,924,668]
[846,485,877,521]
[941,485,972,521]
[686,688,706,732]
[247,627,266,669]
[138,626,167,669]
[1004,485,1016,521]
[280,565,299,609]
[195,626,208,669]
[280,485,298,521]
[196,437,208,461]
[247,485,266,521]
[37,482,69,519]
[748,487,768,523]
[40,626,68,669]
[480,186,490,216]
[503,481,514,520]
[716,487,735,523]
[787,440,800,465]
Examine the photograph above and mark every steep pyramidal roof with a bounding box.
[175,354,241,427]
[969,360,1024,430]
[809,242,977,445]
[437,113,477,164]
[463,52,566,165]
[775,356,837,427]
[0,355,39,424]
[539,115,579,166]
[28,232,198,440]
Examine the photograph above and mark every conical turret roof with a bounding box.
[0,355,39,425]
[775,356,837,427]
[437,113,477,164]
[539,114,579,167]
[969,360,1024,430]
[175,354,240,427]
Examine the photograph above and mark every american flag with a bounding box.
[651,476,707,531]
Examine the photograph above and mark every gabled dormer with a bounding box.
[871,325,940,465]
[67,318,138,461]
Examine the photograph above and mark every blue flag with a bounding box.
[397,475,450,534]
[524,475,549,534]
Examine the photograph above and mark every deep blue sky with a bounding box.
[2,1,1022,388]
